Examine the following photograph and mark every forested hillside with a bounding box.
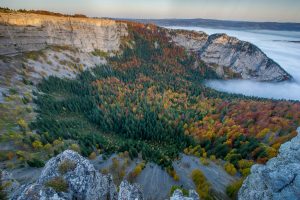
[32,23,300,169]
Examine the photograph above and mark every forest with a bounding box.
[29,23,300,171]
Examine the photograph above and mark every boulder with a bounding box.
[170,189,200,200]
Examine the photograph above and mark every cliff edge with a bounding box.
[238,127,300,200]
[10,150,143,200]
[0,12,127,55]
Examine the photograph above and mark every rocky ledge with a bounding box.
[238,127,300,200]
[170,30,291,81]
[170,189,200,200]
[10,150,142,200]
[6,150,199,200]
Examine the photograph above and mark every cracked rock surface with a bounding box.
[238,127,300,200]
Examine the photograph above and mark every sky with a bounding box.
[1,0,300,22]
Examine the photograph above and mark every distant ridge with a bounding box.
[127,18,300,31]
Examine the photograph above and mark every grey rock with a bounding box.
[238,127,300,200]
[11,150,146,200]
[12,150,119,200]
[170,189,200,200]
[1,170,20,199]
[170,30,291,82]
[118,180,143,200]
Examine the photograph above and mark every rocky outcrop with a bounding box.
[0,12,128,55]
[238,127,300,200]
[170,189,200,200]
[118,181,144,200]
[1,170,20,199]
[11,150,143,200]
[9,149,203,200]
[170,30,291,81]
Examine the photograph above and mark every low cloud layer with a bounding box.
[206,80,300,101]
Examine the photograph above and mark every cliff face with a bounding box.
[0,11,292,82]
[0,12,127,55]
[238,127,300,200]
[170,30,291,81]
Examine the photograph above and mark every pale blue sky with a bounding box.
[1,0,300,22]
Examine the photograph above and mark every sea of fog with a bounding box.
[167,26,300,101]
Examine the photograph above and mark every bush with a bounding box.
[100,168,109,175]
[224,162,237,176]
[69,144,81,153]
[27,158,45,168]
[58,159,77,174]
[226,179,244,199]
[167,167,180,181]
[89,152,97,160]
[170,185,189,197]
[191,169,212,200]
[200,157,209,166]
[45,177,68,192]
[127,162,146,182]
[92,49,109,57]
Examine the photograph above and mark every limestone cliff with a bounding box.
[0,11,292,82]
[238,127,300,200]
[170,30,291,81]
[0,12,127,55]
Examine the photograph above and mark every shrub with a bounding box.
[226,179,244,199]
[200,157,209,166]
[17,119,28,131]
[89,152,97,160]
[69,144,81,153]
[92,49,108,57]
[167,167,180,181]
[45,177,68,192]
[32,140,43,150]
[224,162,237,176]
[27,158,45,168]
[127,162,146,182]
[58,159,77,174]
[191,169,212,200]
[100,168,109,175]
[170,185,189,197]
[209,155,217,162]
[6,152,14,160]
